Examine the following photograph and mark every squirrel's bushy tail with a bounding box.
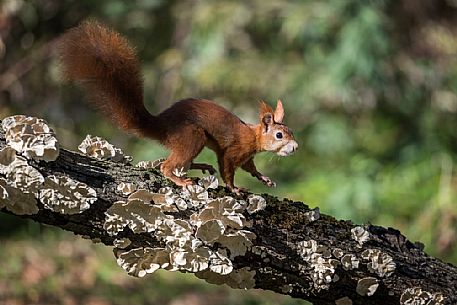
[58,20,162,140]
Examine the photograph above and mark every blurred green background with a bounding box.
[1,0,456,304]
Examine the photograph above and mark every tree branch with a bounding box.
[0,118,455,305]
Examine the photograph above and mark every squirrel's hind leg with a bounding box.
[161,126,206,187]
[217,152,238,192]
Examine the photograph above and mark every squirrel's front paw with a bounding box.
[260,176,276,188]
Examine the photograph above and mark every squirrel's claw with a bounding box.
[260,175,276,188]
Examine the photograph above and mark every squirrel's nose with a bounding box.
[292,140,298,152]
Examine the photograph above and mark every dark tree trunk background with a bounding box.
[1,128,456,305]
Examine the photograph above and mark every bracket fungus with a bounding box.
[356,277,379,296]
[400,287,445,305]
[297,240,340,290]
[341,254,360,270]
[0,117,64,214]
[196,267,256,289]
[208,249,234,275]
[0,181,6,199]
[196,219,226,243]
[309,255,339,289]
[151,176,220,211]
[304,207,320,222]
[159,219,194,248]
[2,115,59,161]
[107,176,262,291]
[39,175,97,214]
[332,248,344,259]
[0,146,17,172]
[351,226,370,246]
[181,185,209,208]
[177,246,212,272]
[116,182,137,196]
[1,151,44,195]
[198,175,219,189]
[361,249,396,277]
[216,230,256,259]
[246,194,267,214]
[0,177,38,215]
[117,247,171,277]
[136,158,164,169]
[128,189,176,211]
[297,240,318,258]
[0,146,41,215]
[5,157,44,194]
[115,234,236,278]
[104,199,172,235]
[78,135,132,163]
[191,196,248,229]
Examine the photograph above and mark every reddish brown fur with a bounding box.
[150,98,260,188]
[59,20,163,140]
[58,21,297,191]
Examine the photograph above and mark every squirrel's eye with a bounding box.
[275,132,283,139]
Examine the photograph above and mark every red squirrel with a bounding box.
[58,21,298,193]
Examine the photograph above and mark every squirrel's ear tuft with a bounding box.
[259,100,273,117]
[259,100,274,132]
[274,99,284,123]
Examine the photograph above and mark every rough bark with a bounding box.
[0,130,456,305]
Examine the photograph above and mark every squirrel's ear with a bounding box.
[259,101,274,132]
[274,99,284,123]
[262,113,273,132]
